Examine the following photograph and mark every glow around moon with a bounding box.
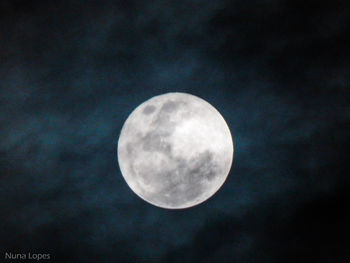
[117,92,234,209]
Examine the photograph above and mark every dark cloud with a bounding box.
[165,185,350,263]
[0,0,349,262]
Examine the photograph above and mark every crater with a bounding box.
[161,100,179,113]
[189,151,219,181]
[143,105,156,115]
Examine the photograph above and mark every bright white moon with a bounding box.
[117,92,234,209]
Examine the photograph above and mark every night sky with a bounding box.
[1,0,349,262]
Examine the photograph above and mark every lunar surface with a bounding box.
[117,92,234,209]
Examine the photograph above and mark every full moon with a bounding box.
[117,92,234,209]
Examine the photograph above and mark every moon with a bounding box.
[117,92,234,209]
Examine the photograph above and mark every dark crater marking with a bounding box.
[142,105,156,115]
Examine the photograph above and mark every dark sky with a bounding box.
[1,0,349,262]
